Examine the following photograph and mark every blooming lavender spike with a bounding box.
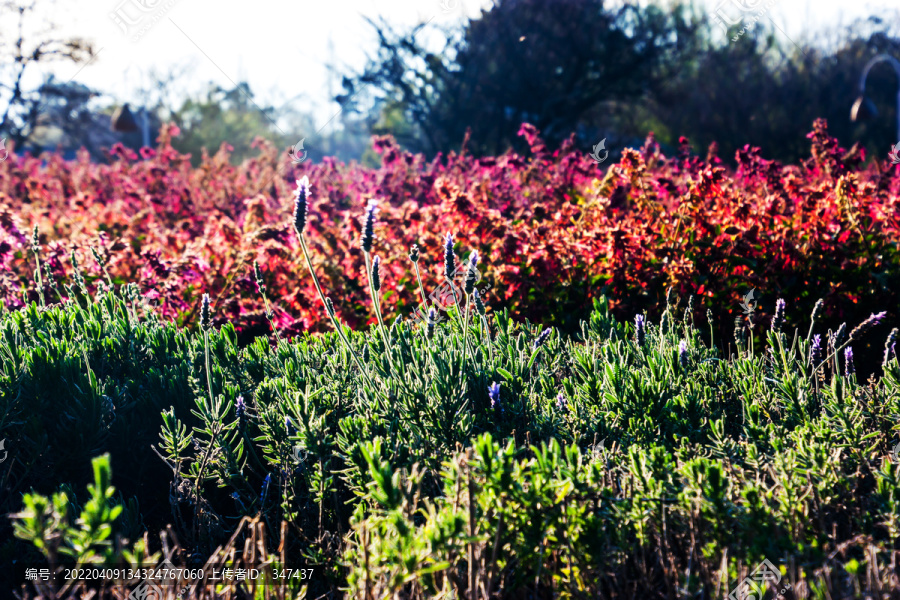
[200,293,211,331]
[464,251,479,295]
[533,327,552,350]
[409,244,420,264]
[292,176,310,235]
[371,255,382,292]
[810,334,822,367]
[849,312,886,341]
[488,382,501,412]
[555,392,568,411]
[443,233,456,280]
[844,346,855,376]
[634,314,646,346]
[885,328,898,368]
[678,339,689,368]
[235,395,246,422]
[360,199,379,253]
[771,298,786,333]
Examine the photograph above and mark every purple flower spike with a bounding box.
[844,346,855,376]
[444,233,456,280]
[200,293,211,331]
[678,339,689,368]
[555,393,568,411]
[635,314,646,346]
[771,298,786,333]
[810,334,822,367]
[533,327,552,350]
[464,251,479,295]
[360,199,379,253]
[372,255,382,292]
[488,382,501,412]
[849,312,887,342]
[293,176,310,234]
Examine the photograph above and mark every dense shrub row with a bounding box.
[3,274,899,597]
[0,120,898,360]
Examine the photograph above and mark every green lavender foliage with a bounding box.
[3,284,900,597]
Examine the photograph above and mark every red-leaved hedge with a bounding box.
[1,120,898,363]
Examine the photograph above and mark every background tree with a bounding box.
[340,0,702,157]
[0,0,96,148]
[341,0,900,164]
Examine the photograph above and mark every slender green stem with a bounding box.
[413,262,431,308]
[193,330,221,534]
[297,234,373,388]
[204,330,214,405]
[447,278,473,365]
[364,252,396,375]
[259,288,283,347]
[463,294,476,365]
[481,314,495,364]
[32,248,45,308]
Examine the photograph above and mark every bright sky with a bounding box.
[7,0,898,130]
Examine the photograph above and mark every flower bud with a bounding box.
[427,307,437,340]
[884,328,898,368]
[473,288,486,316]
[200,293,211,331]
[371,255,382,292]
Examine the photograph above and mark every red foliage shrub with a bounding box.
[1,120,898,359]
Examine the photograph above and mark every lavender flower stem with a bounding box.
[364,251,396,374]
[297,234,373,387]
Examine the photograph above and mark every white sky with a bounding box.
[5,0,897,130]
